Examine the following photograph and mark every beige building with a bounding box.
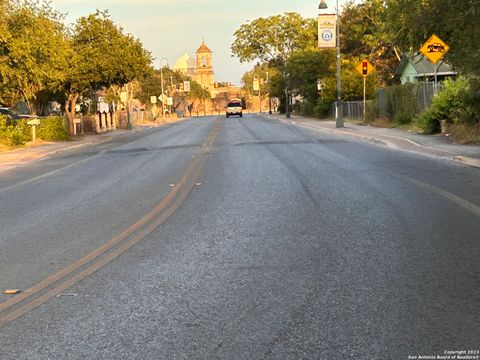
[173,40,215,94]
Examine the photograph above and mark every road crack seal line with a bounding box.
[0,119,222,328]
[401,174,480,219]
[238,118,318,207]
[264,116,480,217]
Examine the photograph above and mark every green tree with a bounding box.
[286,49,335,105]
[62,10,152,134]
[231,12,317,67]
[241,64,283,112]
[0,1,12,104]
[188,81,210,116]
[232,13,318,114]
[340,0,399,84]
[384,0,480,76]
[0,1,69,112]
[136,67,187,109]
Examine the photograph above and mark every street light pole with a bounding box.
[126,83,132,130]
[284,70,290,118]
[259,78,262,113]
[266,71,272,115]
[160,58,168,121]
[335,0,343,128]
[319,0,343,127]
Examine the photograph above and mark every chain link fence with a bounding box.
[376,82,443,119]
[329,100,374,119]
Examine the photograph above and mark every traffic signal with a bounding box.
[362,61,368,76]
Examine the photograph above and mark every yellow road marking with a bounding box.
[0,119,222,328]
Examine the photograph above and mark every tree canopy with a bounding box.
[0,3,152,133]
[232,1,480,119]
[231,12,317,67]
[71,11,151,92]
[0,1,69,109]
[340,0,399,84]
[383,0,480,76]
[59,10,151,132]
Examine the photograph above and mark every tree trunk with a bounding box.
[65,93,79,135]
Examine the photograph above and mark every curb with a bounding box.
[0,126,154,171]
[452,156,480,168]
[268,115,480,170]
[0,118,192,172]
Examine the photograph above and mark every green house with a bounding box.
[394,53,457,84]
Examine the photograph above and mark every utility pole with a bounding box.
[126,84,132,130]
[335,0,344,128]
[319,0,343,127]
[266,72,272,115]
[160,58,168,120]
[285,70,290,118]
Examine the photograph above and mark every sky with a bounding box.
[51,0,349,85]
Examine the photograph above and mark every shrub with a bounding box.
[415,76,477,134]
[298,101,315,117]
[364,100,379,123]
[0,115,31,147]
[0,115,68,149]
[37,116,69,141]
[415,107,441,134]
[314,99,331,119]
[450,123,480,144]
[386,83,418,124]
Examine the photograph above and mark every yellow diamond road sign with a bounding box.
[420,34,449,64]
[356,60,374,77]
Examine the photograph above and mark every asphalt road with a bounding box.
[1,115,479,359]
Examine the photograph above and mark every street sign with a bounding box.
[158,93,168,104]
[355,60,374,121]
[150,96,157,104]
[420,34,449,64]
[167,97,173,106]
[356,60,374,77]
[318,14,336,49]
[183,81,190,92]
[253,80,260,91]
[317,79,325,91]
[27,118,40,126]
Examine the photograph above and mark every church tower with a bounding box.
[194,40,215,92]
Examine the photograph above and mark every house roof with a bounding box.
[394,52,456,78]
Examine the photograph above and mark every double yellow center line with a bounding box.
[0,119,222,328]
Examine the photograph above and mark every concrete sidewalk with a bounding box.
[270,114,480,169]
[0,126,154,173]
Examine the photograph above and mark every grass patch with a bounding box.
[450,123,480,144]
[359,117,420,131]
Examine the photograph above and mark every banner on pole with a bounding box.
[318,14,336,49]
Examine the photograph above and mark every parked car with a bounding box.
[0,107,36,125]
[225,99,243,118]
